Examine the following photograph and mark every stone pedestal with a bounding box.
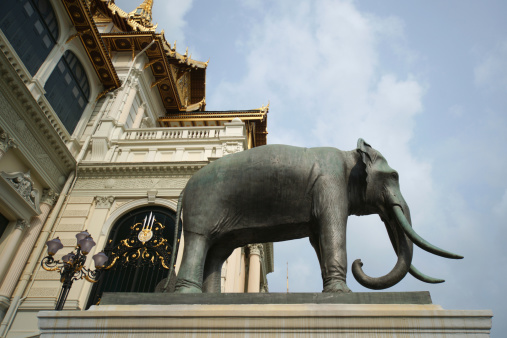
[38,293,492,337]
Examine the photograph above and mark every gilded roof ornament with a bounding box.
[128,0,156,30]
[259,102,270,114]
[106,0,156,32]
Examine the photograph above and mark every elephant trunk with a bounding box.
[351,209,413,290]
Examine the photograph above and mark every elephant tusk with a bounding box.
[409,264,445,284]
[393,205,463,259]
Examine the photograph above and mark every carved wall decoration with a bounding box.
[222,142,244,156]
[0,130,16,153]
[1,171,40,212]
[177,71,190,106]
[95,196,115,209]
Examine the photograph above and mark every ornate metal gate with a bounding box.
[86,206,181,308]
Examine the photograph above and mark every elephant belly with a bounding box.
[182,146,320,239]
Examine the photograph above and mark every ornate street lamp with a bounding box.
[42,231,108,310]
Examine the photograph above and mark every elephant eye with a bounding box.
[391,172,399,180]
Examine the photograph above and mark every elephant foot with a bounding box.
[174,279,202,293]
[323,280,352,293]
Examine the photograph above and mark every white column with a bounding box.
[237,247,246,293]
[117,85,138,125]
[0,190,57,298]
[0,131,16,161]
[247,244,263,293]
[32,42,65,87]
[131,104,146,129]
[0,220,28,285]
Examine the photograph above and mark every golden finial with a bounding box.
[128,0,155,29]
[259,101,270,112]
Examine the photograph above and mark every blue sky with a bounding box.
[121,0,505,334]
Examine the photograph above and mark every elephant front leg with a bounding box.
[317,218,351,293]
[312,182,351,293]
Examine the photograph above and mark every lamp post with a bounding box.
[42,231,108,310]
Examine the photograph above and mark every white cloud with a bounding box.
[493,189,507,217]
[474,41,507,90]
[153,0,194,47]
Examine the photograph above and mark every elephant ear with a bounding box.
[357,138,375,167]
[348,139,371,208]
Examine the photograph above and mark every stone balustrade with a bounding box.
[85,119,247,163]
[122,127,222,141]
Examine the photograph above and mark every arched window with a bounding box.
[0,0,59,76]
[44,51,90,134]
[86,206,181,308]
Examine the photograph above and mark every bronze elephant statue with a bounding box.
[170,139,462,293]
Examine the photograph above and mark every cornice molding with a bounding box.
[77,161,208,176]
[0,49,76,191]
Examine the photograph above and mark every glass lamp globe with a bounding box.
[75,230,90,245]
[78,236,96,255]
[92,252,108,268]
[45,238,64,256]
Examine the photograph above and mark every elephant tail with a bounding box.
[162,189,184,292]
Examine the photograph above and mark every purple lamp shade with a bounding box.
[75,230,90,245]
[92,252,108,268]
[46,238,64,256]
[78,236,96,255]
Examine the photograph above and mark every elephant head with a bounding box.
[349,139,462,290]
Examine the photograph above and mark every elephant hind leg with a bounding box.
[309,232,324,279]
[175,231,210,293]
[202,245,234,293]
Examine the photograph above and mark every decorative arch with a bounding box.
[86,201,181,308]
[44,50,90,134]
[0,0,59,76]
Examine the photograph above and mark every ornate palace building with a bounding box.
[0,0,273,336]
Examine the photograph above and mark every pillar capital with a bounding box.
[247,243,264,258]
[41,189,59,206]
[260,282,269,293]
[15,219,29,231]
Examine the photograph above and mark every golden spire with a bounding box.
[128,0,155,29]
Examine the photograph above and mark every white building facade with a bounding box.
[0,0,272,336]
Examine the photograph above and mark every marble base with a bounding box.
[38,303,492,337]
